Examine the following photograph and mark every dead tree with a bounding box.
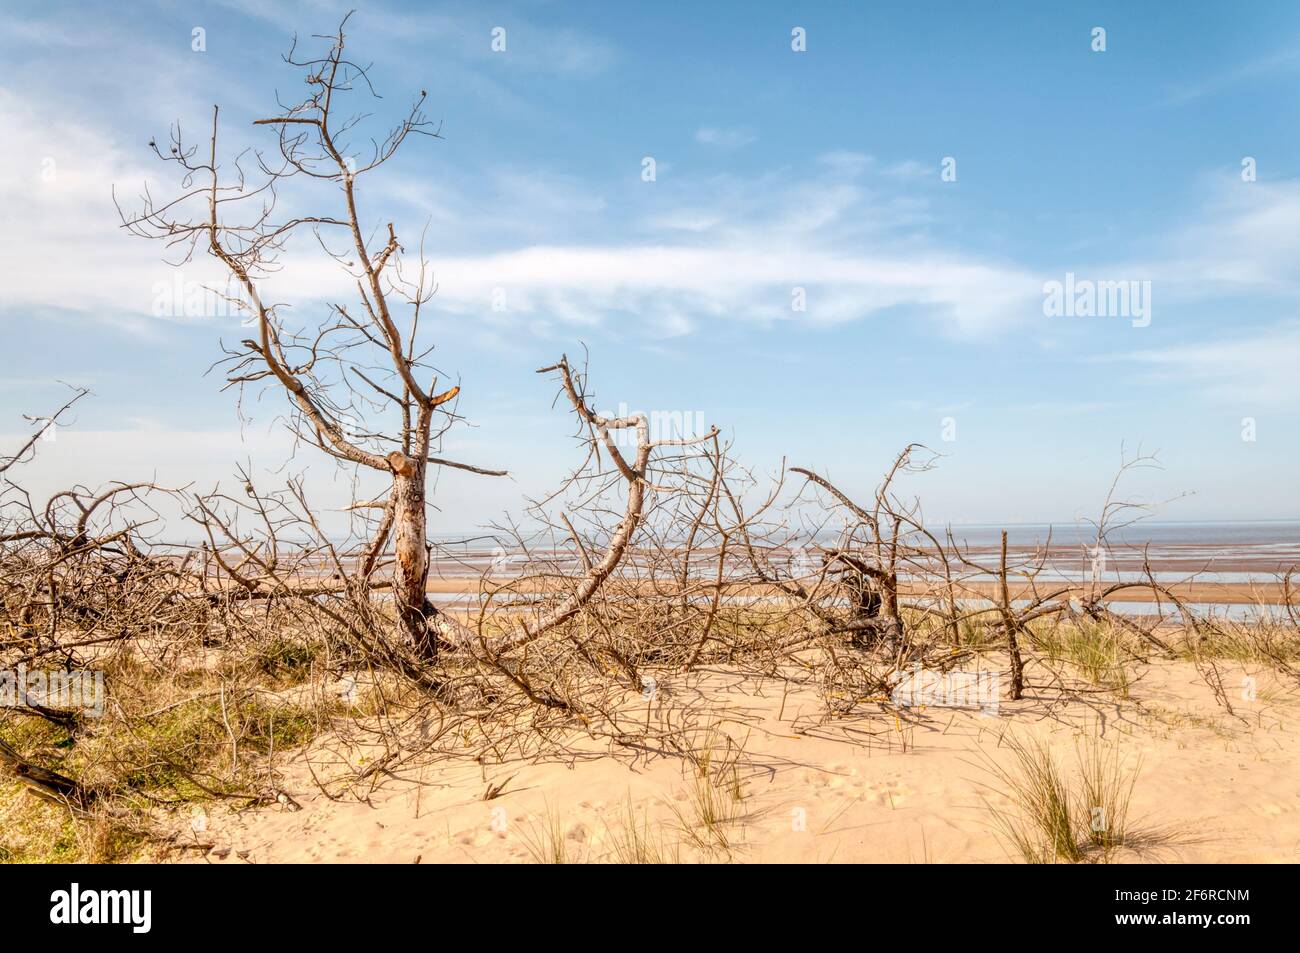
[997,530,1026,699]
[480,356,719,658]
[117,15,503,658]
[790,445,941,652]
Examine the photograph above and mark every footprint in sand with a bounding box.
[457,829,490,847]
[803,770,834,790]
[862,778,911,808]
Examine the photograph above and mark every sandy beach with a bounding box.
[178,654,1300,864]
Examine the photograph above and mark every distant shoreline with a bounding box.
[420,575,1292,607]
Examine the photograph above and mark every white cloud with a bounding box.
[0,88,230,328]
[695,127,757,148]
[881,159,930,179]
[1108,178,1300,303]
[0,88,1040,341]
[1107,322,1300,408]
[425,244,1039,337]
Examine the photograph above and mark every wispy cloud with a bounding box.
[695,127,757,148]
[1158,45,1300,106]
[1,90,1038,343]
[0,88,202,329]
[1105,322,1300,409]
[427,244,1039,339]
[1099,177,1300,305]
[12,61,1300,358]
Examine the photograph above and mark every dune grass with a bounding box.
[605,795,681,864]
[975,731,1141,864]
[1025,619,1135,695]
[518,802,579,864]
[667,728,748,857]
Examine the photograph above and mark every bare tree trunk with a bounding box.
[122,20,509,670]
[999,530,1026,700]
[389,453,434,657]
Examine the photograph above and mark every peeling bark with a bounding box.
[389,455,432,655]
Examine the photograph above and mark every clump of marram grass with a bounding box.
[974,732,1144,864]
[604,795,681,864]
[1074,733,1138,854]
[518,802,584,864]
[517,797,686,864]
[502,725,760,865]
[670,767,744,856]
[252,633,325,685]
[1174,613,1300,672]
[1027,618,1136,695]
[666,728,748,857]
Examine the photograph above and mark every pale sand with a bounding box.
[179,657,1300,864]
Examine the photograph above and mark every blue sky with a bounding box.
[2,0,1298,533]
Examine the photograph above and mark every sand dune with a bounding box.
[179,656,1300,864]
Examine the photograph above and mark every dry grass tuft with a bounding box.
[1028,619,1136,695]
[974,731,1146,864]
[604,795,681,864]
[518,803,584,864]
[666,728,748,857]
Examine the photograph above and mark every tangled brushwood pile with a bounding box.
[4,16,1298,862]
[3,381,1299,862]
